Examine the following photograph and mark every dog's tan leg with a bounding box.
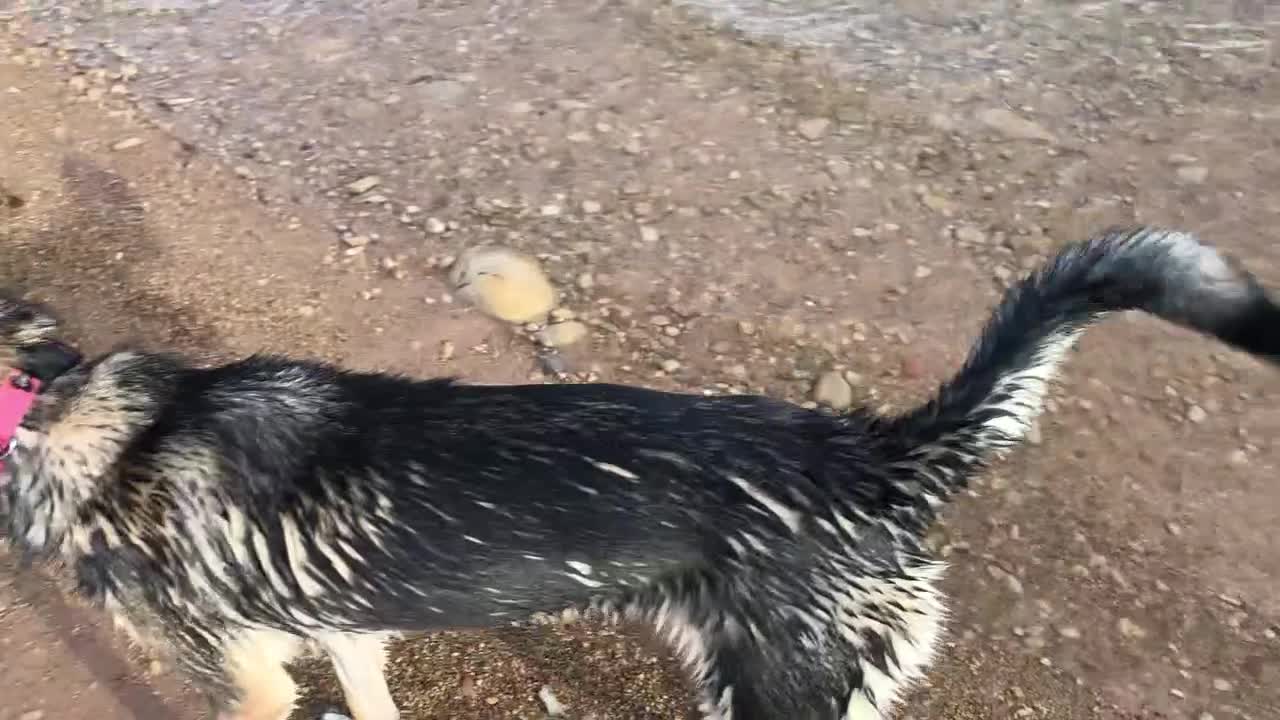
[217,629,303,720]
[315,632,400,720]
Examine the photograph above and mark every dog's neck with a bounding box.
[1,340,85,557]
[4,350,180,559]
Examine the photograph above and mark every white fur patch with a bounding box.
[971,327,1082,452]
[281,516,325,597]
[588,458,640,481]
[252,528,293,598]
[830,562,949,719]
[565,572,603,588]
[728,475,802,533]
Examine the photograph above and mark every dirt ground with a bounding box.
[1,1,1279,719]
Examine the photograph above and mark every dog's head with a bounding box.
[0,294,80,382]
[0,295,83,542]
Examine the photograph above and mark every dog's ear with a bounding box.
[0,293,59,347]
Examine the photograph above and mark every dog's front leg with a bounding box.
[314,632,400,720]
[214,629,304,720]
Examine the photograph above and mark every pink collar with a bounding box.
[0,370,41,467]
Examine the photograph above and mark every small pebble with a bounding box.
[1175,165,1210,185]
[1026,422,1043,446]
[346,175,381,195]
[1117,617,1147,639]
[539,685,567,716]
[437,341,455,362]
[1003,573,1024,595]
[977,107,1056,143]
[813,370,854,410]
[797,117,831,140]
[900,355,925,379]
[538,320,589,348]
[953,224,987,245]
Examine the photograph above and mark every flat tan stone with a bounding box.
[450,246,557,323]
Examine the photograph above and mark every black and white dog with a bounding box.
[1,227,1276,720]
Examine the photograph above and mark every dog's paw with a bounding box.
[318,713,352,720]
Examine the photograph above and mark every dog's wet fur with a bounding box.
[2,226,1278,720]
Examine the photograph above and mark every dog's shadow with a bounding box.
[0,154,218,720]
[0,553,192,720]
[1,155,221,352]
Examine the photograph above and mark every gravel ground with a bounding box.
[2,1,1280,719]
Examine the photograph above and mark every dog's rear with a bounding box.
[651,227,1280,720]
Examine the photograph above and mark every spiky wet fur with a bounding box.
[2,227,1278,720]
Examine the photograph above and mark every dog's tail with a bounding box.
[883,226,1280,505]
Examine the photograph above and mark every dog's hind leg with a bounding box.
[314,632,400,720]
[627,551,944,720]
[216,629,304,720]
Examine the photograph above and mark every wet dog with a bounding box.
[2,227,1278,720]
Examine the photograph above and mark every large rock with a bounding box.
[450,246,557,323]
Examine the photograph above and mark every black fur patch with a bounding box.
[16,340,82,385]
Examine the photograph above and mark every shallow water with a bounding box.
[675,0,1275,81]
[13,0,1275,92]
